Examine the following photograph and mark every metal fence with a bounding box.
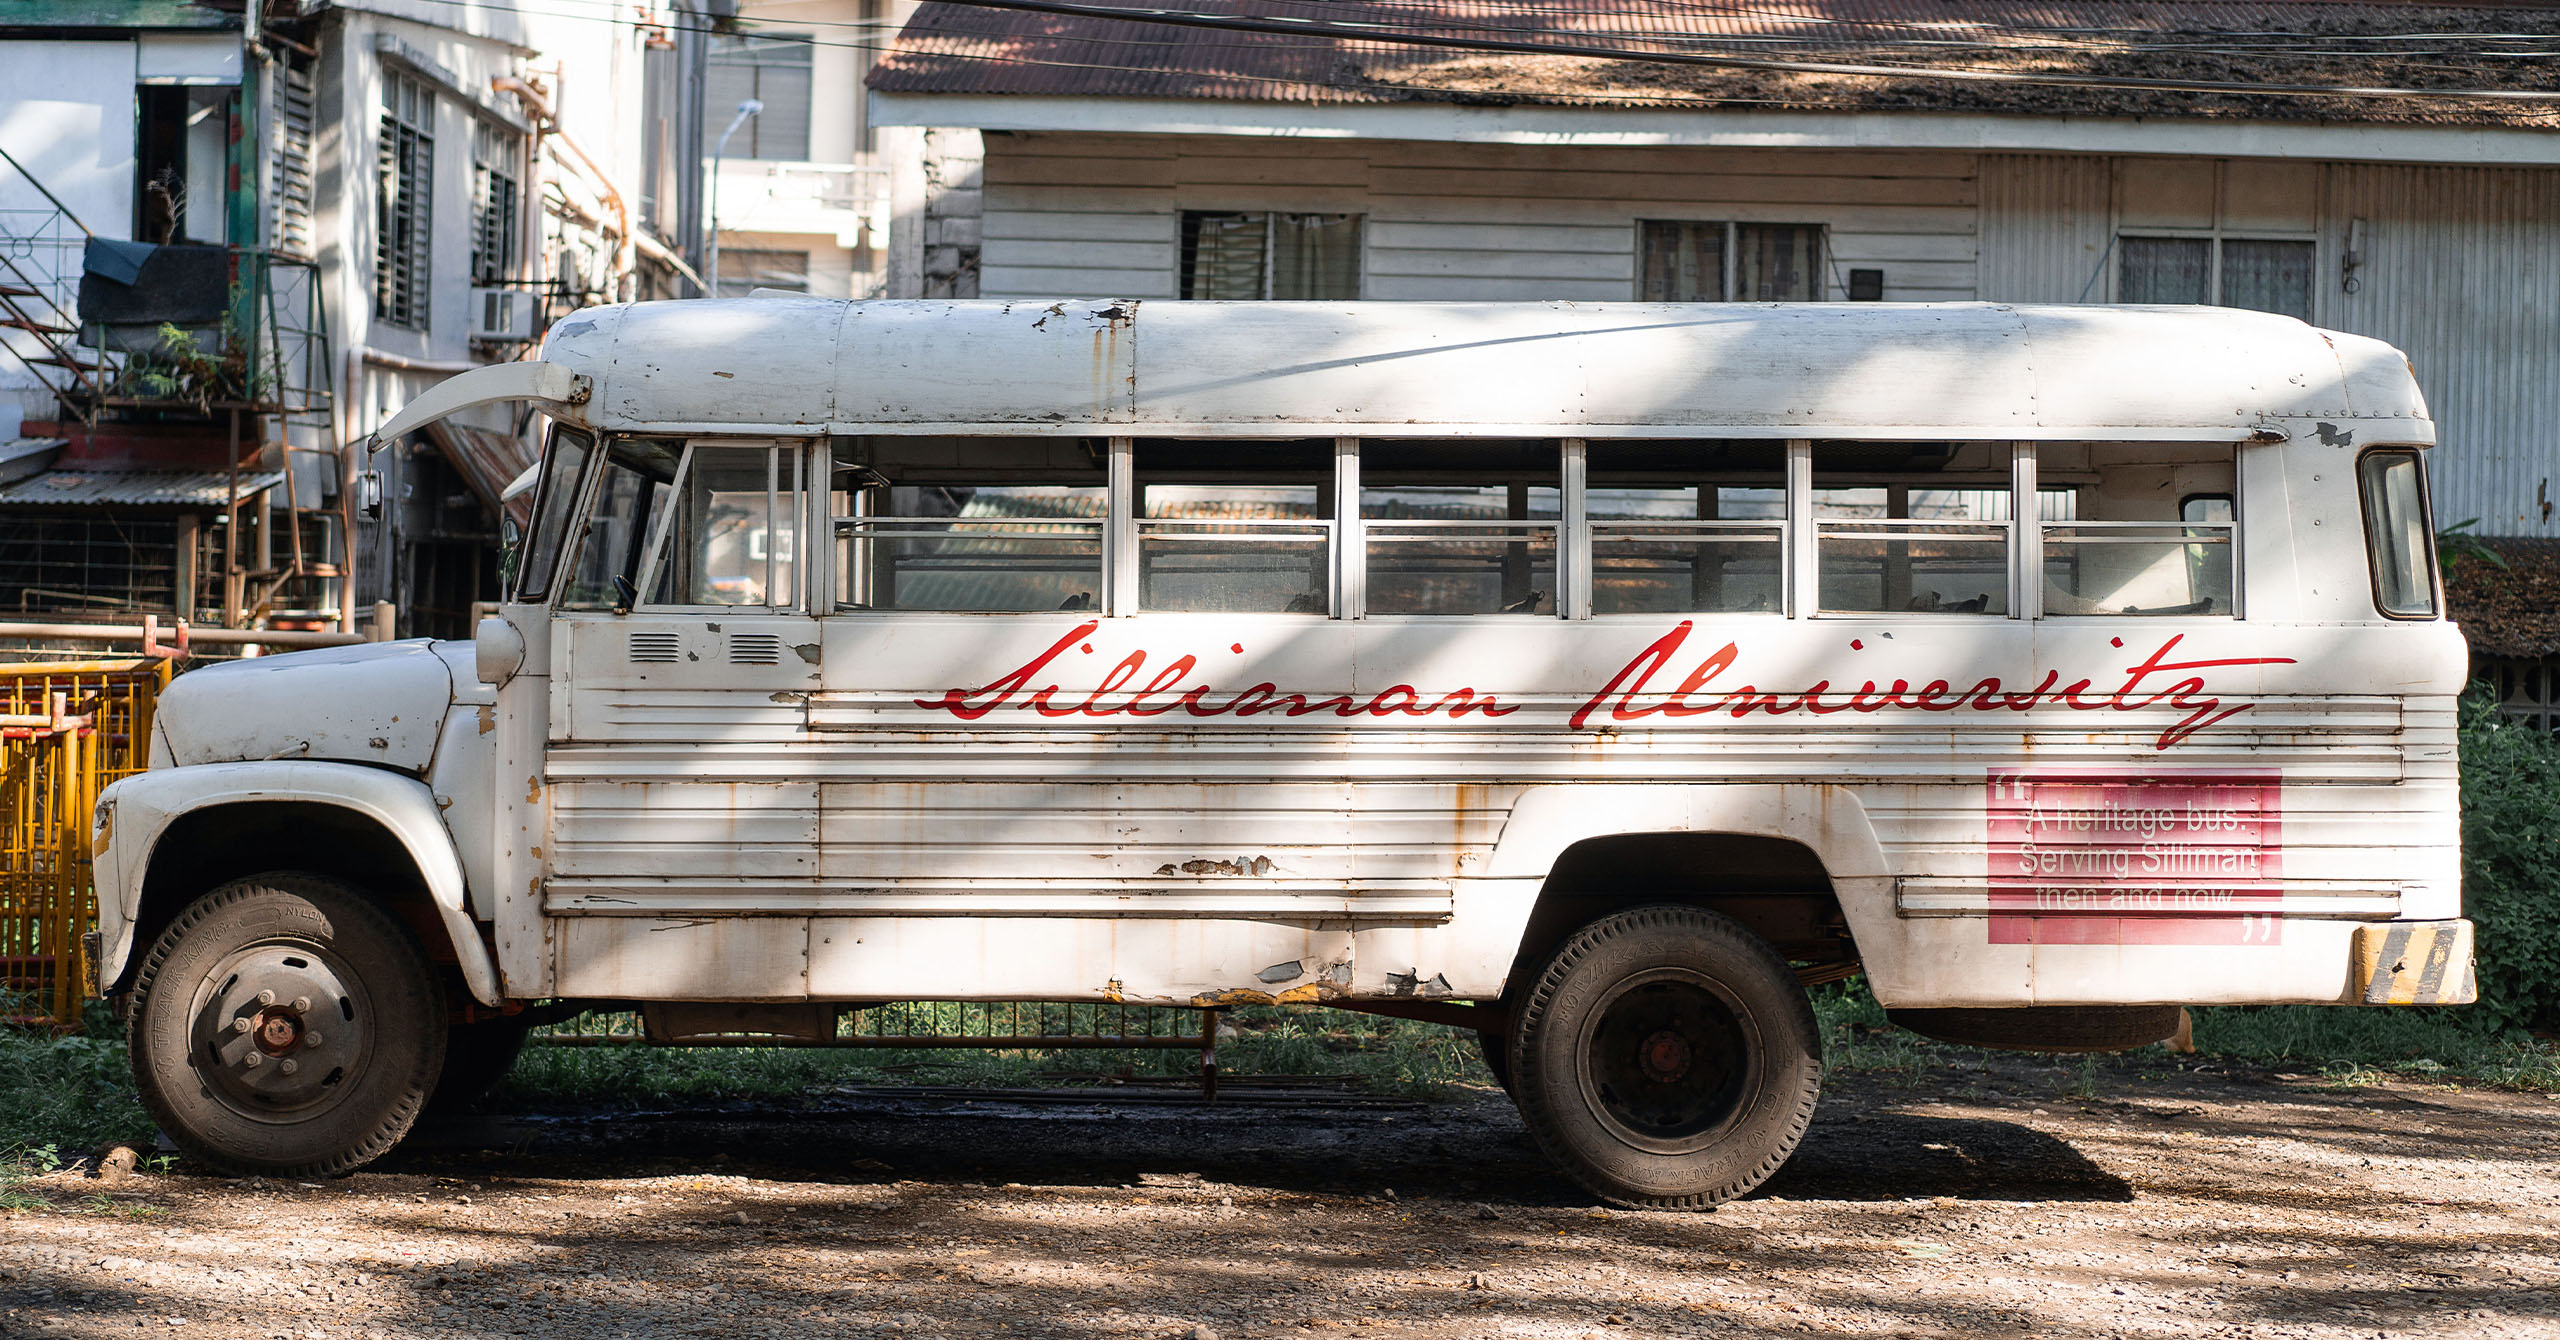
[0,658,169,1028]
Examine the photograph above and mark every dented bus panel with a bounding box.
[90,300,2472,1202]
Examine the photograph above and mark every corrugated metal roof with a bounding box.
[0,467,284,508]
[871,1,2560,128]
[0,1,236,31]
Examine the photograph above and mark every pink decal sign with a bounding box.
[1985,770,2283,946]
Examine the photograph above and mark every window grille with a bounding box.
[714,248,810,298]
[470,120,521,285]
[375,73,435,330]
[2120,236,2314,320]
[1180,213,1363,300]
[1639,221,1826,301]
[705,31,814,161]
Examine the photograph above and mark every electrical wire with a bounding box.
[362,0,2560,107]
[925,0,2560,102]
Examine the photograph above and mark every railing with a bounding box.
[712,158,890,214]
[0,659,170,1029]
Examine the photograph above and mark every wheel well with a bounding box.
[114,801,455,995]
[1505,832,1855,995]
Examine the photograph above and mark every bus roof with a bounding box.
[534,299,2432,446]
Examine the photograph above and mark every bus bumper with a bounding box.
[2350,920,2476,1006]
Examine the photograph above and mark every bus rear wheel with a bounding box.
[127,874,446,1177]
[1509,905,1820,1209]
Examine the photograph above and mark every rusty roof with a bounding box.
[0,467,282,508]
[870,1,2560,128]
[2447,538,2560,660]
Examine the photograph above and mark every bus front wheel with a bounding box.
[128,874,446,1177]
[1508,905,1820,1209]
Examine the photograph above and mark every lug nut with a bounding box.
[278,1059,298,1076]
[304,1032,325,1048]
[242,1052,263,1068]
[291,997,311,1014]
[255,989,276,1006]
[231,1017,254,1033]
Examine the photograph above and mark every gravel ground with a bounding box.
[3,1059,2556,1340]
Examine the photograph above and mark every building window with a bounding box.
[470,120,521,285]
[713,248,809,298]
[1179,212,1363,300]
[375,72,435,330]
[2120,236,2314,320]
[1639,221,1825,301]
[706,31,813,161]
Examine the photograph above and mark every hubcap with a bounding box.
[187,942,371,1121]
[1581,974,1752,1150]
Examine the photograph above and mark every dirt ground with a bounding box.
[3,1058,2557,1340]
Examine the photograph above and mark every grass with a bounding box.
[5,984,2554,1182]
[1808,978,2560,1091]
[502,1003,1492,1109]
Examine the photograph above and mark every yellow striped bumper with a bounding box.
[2350,920,2477,1006]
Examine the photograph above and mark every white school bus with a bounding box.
[92,300,2474,1206]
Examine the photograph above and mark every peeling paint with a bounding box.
[1256,959,1304,984]
[792,643,821,665]
[1387,970,1454,998]
[1154,856,1275,877]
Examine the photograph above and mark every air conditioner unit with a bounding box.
[470,287,539,342]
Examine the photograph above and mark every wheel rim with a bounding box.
[1575,969,1756,1153]
[184,939,374,1123]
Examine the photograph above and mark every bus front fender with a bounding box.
[94,762,501,1006]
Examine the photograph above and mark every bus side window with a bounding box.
[1361,440,1560,616]
[1813,442,2011,615]
[2358,448,2439,618]
[833,437,1106,612]
[1586,441,1786,615]
[1136,439,1332,614]
[645,442,803,609]
[2037,444,2238,617]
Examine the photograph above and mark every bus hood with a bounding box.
[153,640,466,776]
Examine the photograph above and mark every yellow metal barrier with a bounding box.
[0,659,169,1029]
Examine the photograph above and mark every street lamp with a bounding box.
[705,97,762,297]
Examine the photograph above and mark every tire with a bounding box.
[1474,1029,1514,1097]
[1509,905,1821,1210]
[427,1019,533,1112]
[1887,1006,2183,1054]
[127,873,446,1177]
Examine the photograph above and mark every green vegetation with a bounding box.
[503,1003,1490,1109]
[2453,690,2560,1034]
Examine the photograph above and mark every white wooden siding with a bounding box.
[1975,153,2560,537]
[977,133,2557,537]
[979,134,1978,303]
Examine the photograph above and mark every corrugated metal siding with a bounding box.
[1978,154,2113,303]
[979,135,1976,303]
[2321,164,2560,538]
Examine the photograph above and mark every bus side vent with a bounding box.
[629,631,681,664]
[730,633,783,666]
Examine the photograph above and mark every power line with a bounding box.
[368,0,2560,107]
[921,0,2560,103]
